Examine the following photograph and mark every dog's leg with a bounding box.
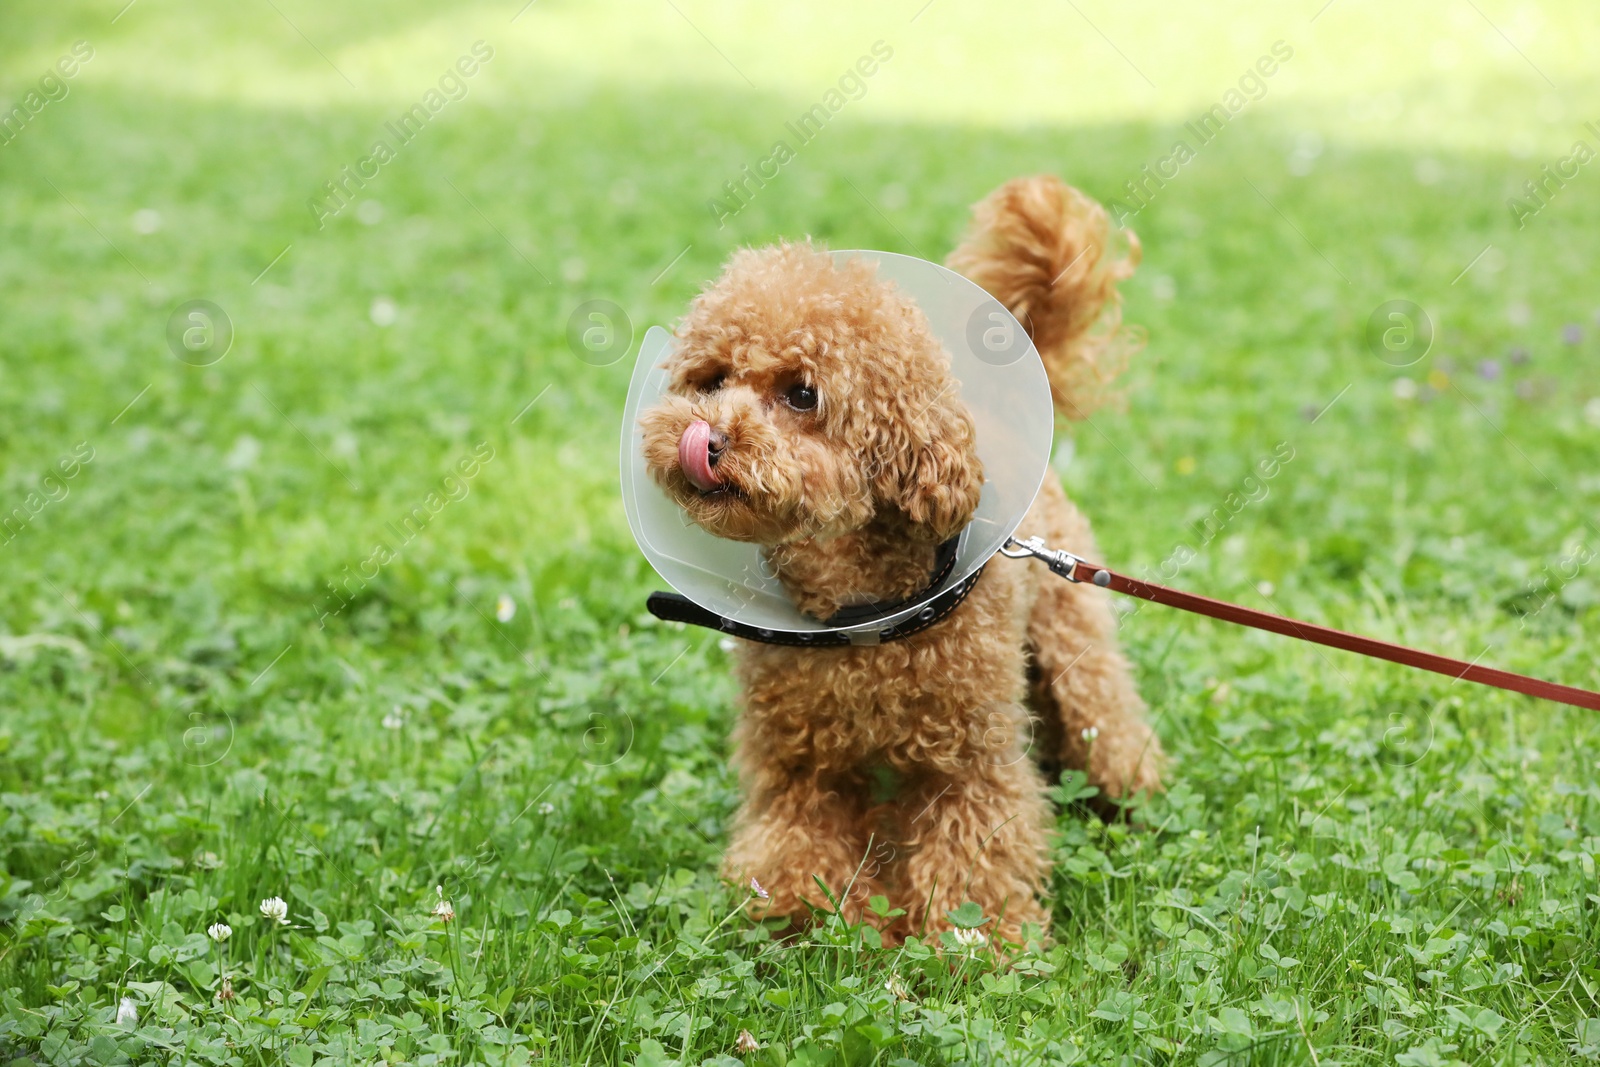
[721,767,884,930]
[1020,479,1164,801]
[1028,568,1164,801]
[892,747,1052,948]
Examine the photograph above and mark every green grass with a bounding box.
[3,0,1600,1063]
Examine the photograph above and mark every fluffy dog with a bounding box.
[639,176,1163,946]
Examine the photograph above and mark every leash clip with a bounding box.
[1000,536,1083,582]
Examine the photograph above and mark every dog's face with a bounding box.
[639,243,984,548]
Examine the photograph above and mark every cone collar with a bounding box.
[620,249,1053,641]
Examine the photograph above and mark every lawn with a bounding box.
[2,0,1600,1064]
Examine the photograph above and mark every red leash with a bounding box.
[1002,537,1600,712]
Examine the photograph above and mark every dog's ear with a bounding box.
[873,387,985,543]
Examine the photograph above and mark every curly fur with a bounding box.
[638,175,1164,949]
[947,175,1144,417]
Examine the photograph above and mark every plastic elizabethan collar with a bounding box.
[620,249,1053,640]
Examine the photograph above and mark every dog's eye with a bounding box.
[783,383,818,411]
[698,372,726,393]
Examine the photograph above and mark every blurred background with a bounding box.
[2,0,1595,633]
[3,0,1600,1060]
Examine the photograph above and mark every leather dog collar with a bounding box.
[646,535,980,647]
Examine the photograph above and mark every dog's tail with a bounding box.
[947,175,1142,419]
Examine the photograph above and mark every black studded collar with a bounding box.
[645,534,981,647]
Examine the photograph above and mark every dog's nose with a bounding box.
[678,419,727,492]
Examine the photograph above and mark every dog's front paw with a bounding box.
[1087,721,1166,800]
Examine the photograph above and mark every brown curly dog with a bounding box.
[638,175,1164,947]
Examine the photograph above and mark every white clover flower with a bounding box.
[749,877,769,900]
[207,922,232,942]
[259,896,290,926]
[952,926,988,949]
[116,997,138,1026]
[215,974,235,1002]
[495,594,516,623]
[735,1029,760,1054]
[370,296,398,327]
[884,974,912,1001]
[432,886,455,923]
[382,708,405,730]
[537,802,555,815]
[1080,726,1100,743]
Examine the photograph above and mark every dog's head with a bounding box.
[639,242,984,549]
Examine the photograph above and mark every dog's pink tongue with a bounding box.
[678,419,722,492]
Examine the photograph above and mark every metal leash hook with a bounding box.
[998,537,1100,588]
